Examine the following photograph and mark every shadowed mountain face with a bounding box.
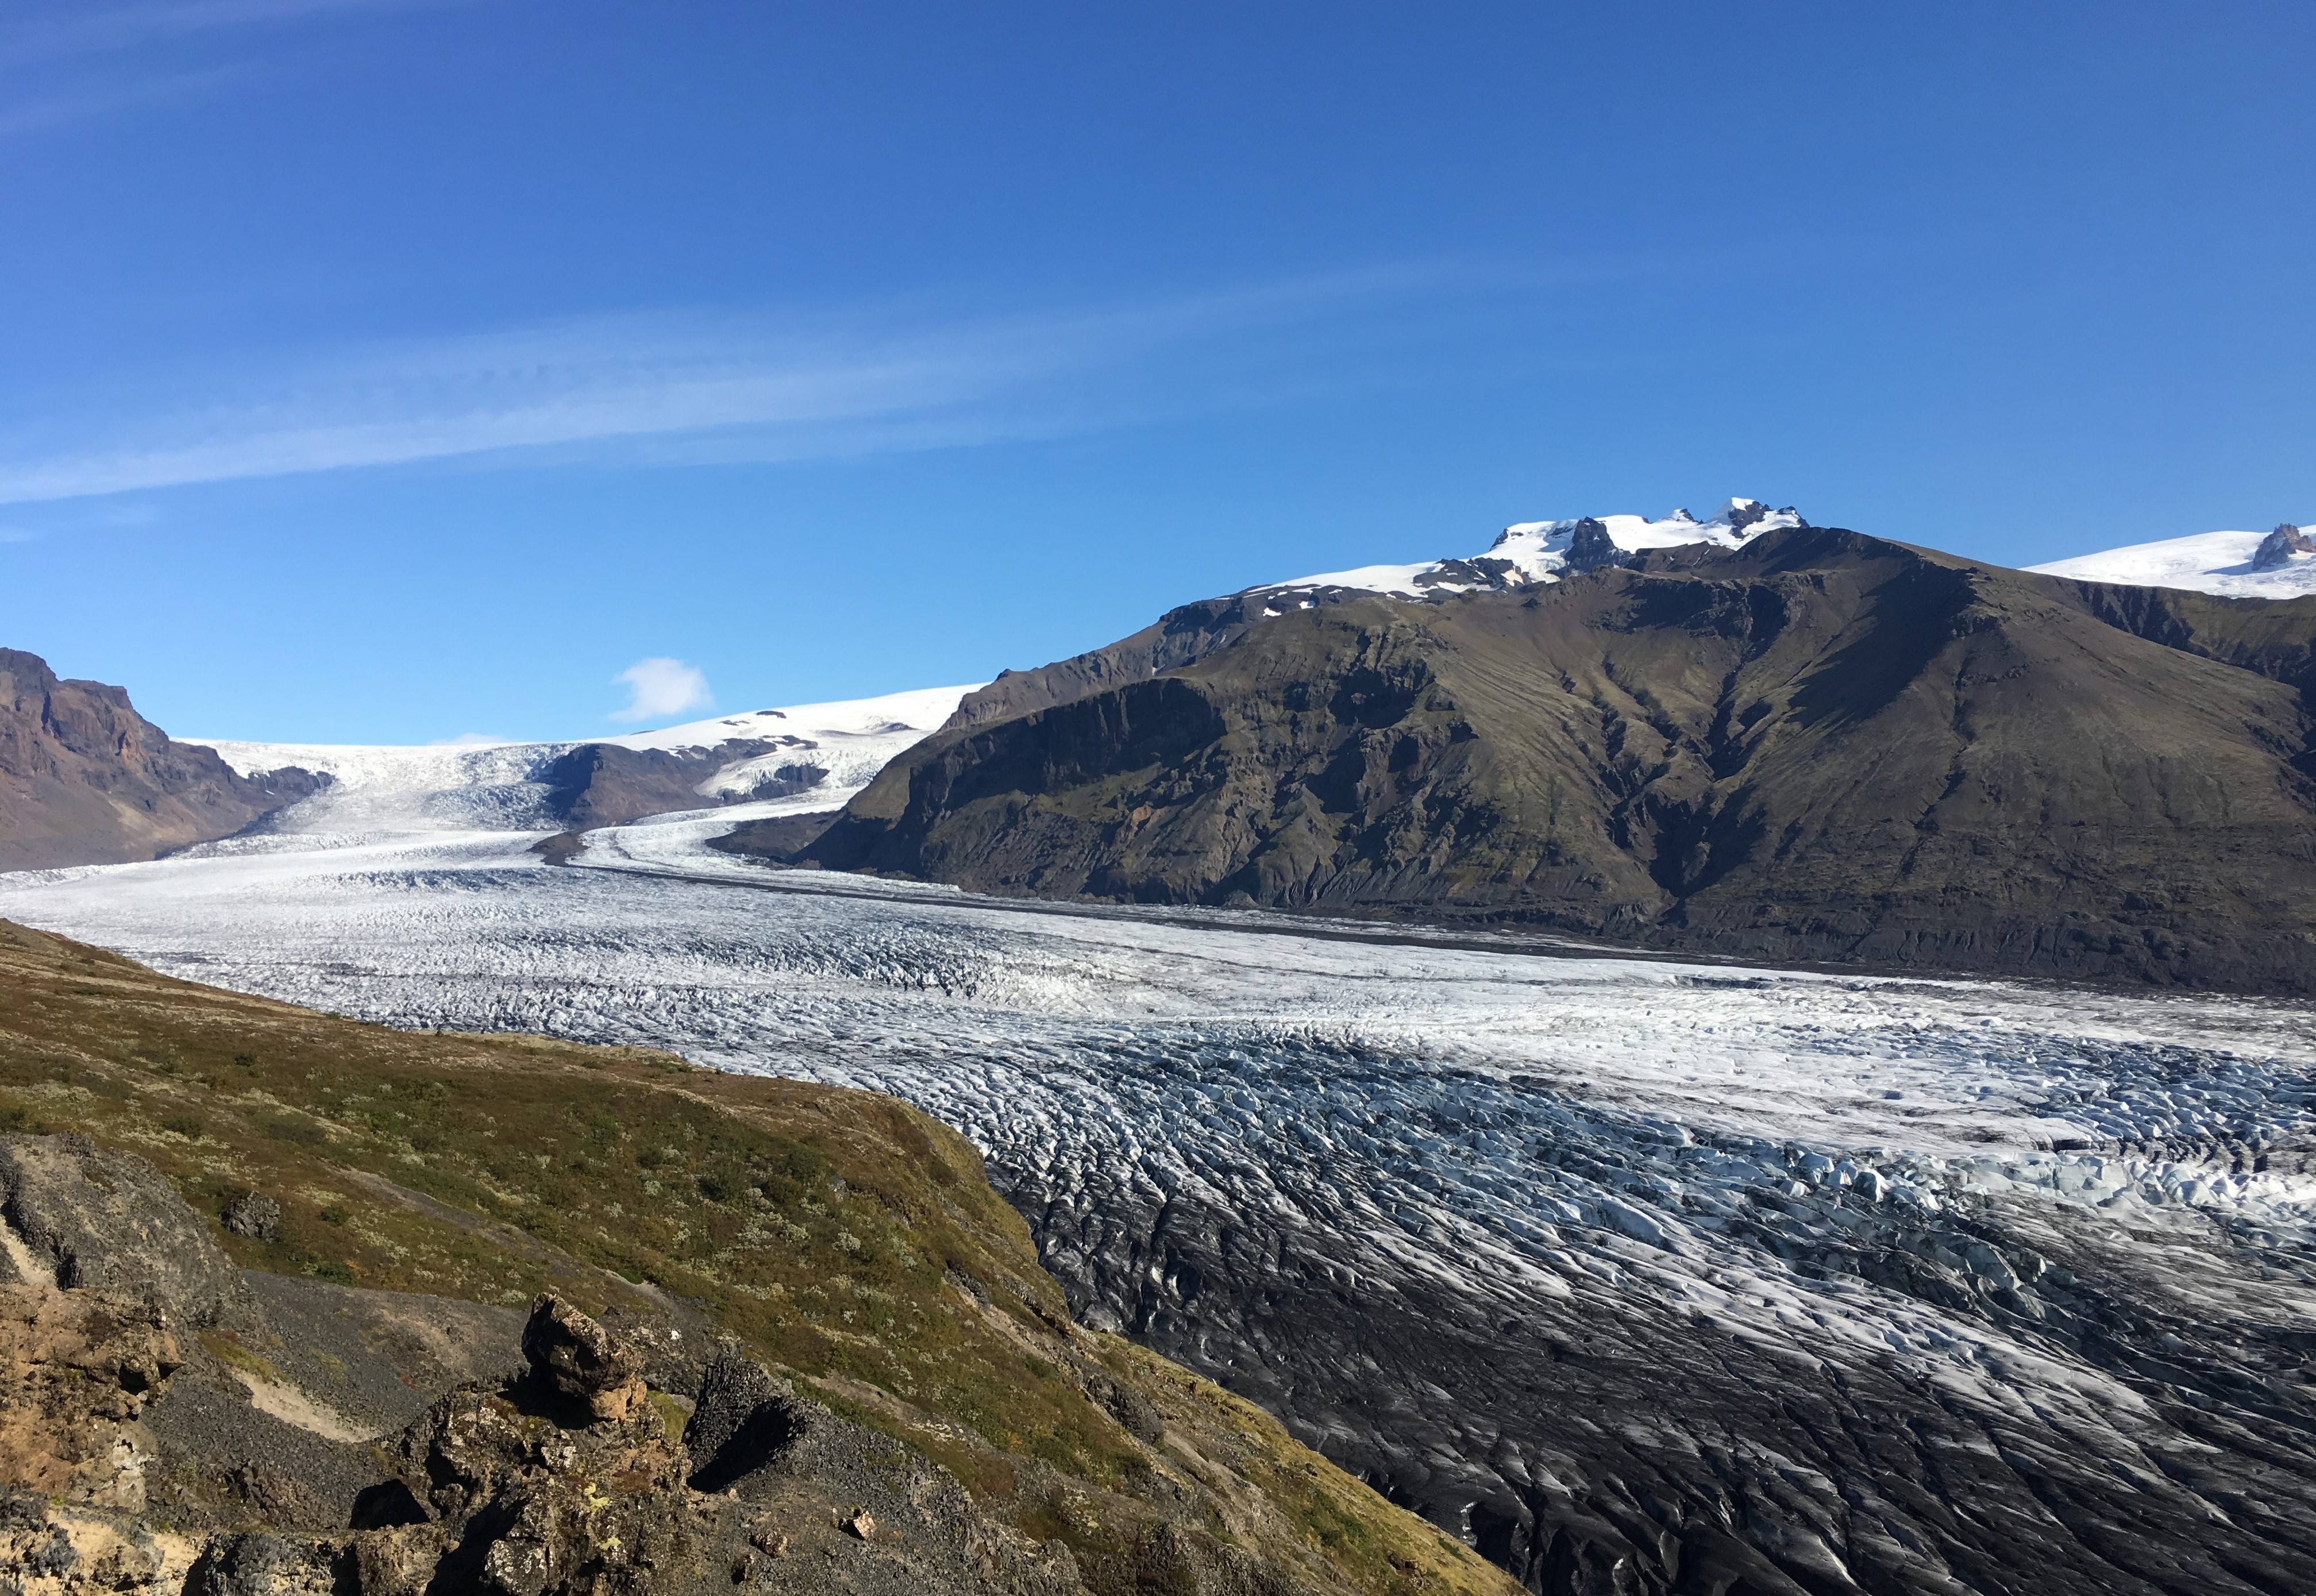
[0,649,327,872]
[806,527,2316,993]
[533,738,818,831]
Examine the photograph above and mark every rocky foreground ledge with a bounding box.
[0,1131,1479,1596]
[0,917,1510,1596]
[0,1159,1079,1595]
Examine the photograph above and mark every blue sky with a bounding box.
[1,1,2309,742]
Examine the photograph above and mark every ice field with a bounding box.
[5,809,2314,1592]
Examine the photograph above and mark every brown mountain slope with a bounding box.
[0,647,325,872]
[951,594,1263,730]
[803,526,2316,993]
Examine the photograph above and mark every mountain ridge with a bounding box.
[189,684,977,841]
[0,647,329,872]
[799,523,2316,993]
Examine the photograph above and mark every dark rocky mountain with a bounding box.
[706,806,844,864]
[0,648,327,872]
[534,738,820,831]
[0,642,838,863]
[801,525,2316,993]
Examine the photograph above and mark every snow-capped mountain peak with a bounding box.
[2027,521,2316,599]
[1250,499,1808,603]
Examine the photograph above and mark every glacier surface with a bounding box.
[2,812,2313,1594]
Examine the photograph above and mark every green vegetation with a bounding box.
[199,1329,286,1386]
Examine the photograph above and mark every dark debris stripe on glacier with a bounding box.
[5,841,2316,1595]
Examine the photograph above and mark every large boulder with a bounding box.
[219,1191,282,1242]
[518,1295,646,1424]
[0,1282,182,1509]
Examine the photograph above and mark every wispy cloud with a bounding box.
[0,269,1481,505]
[0,499,158,545]
[0,0,483,138]
[0,61,255,136]
[611,658,711,724]
[0,0,467,68]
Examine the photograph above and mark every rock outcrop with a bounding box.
[0,1123,1488,1594]
[1556,516,1627,574]
[2252,520,2316,569]
[532,738,809,831]
[0,1136,252,1327]
[0,1263,1085,1594]
[517,1293,648,1424]
[0,648,325,873]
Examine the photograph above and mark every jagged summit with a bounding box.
[1250,498,1808,602]
[2253,520,2316,570]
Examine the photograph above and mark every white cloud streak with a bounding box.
[0,270,1470,506]
[0,0,488,139]
[611,658,711,724]
[0,61,256,135]
[0,0,468,67]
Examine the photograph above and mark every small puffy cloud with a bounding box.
[611,657,711,723]
[430,731,506,747]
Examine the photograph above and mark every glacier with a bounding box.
[3,795,2313,1593]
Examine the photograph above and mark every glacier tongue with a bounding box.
[2,827,2313,1594]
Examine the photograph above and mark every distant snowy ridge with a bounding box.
[1251,497,1808,603]
[599,684,980,797]
[189,683,980,836]
[2028,521,2316,599]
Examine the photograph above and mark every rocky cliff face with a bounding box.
[804,526,2316,993]
[0,649,325,872]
